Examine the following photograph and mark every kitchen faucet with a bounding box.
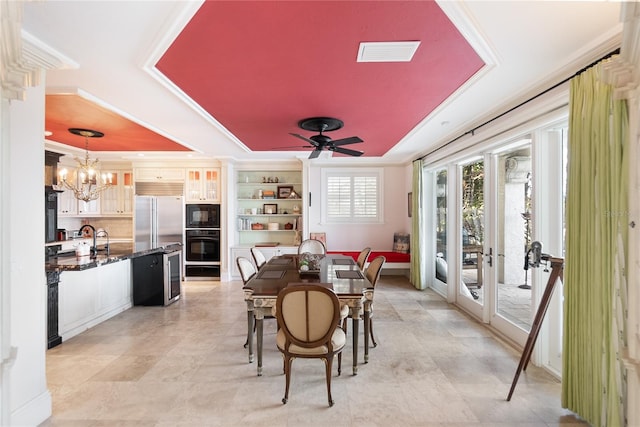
[96,229,110,255]
[78,224,97,257]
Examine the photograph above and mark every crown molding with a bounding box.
[1,1,76,101]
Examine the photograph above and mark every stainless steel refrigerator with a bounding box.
[135,196,184,251]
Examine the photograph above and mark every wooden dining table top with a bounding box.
[242,254,372,298]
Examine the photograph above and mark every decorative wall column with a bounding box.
[602,3,640,426]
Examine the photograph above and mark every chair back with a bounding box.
[356,247,372,270]
[251,247,267,270]
[276,284,340,350]
[365,256,385,288]
[298,239,326,255]
[237,256,256,284]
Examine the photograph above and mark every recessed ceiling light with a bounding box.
[44,130,53,137]
[357,41,421,63]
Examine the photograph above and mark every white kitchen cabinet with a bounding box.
[186,168,220,202]
[135,167,185,182]
[101,170,134,215]
[58,259,132,341]
[56,165,102,216]
[57,166,78,216]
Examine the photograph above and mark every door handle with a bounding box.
[484,247,493,267]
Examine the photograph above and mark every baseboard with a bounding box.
[11,388,51,426]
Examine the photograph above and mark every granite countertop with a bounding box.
[45,243,182,272]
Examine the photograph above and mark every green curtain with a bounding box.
[411,159,425,290]
[563,58,628,426]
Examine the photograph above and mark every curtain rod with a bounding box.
[415,48,620,162]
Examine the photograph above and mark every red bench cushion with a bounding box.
[327,251,410,264]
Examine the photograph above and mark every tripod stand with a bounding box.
[507,254,564,401]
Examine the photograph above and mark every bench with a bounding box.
[327,251,410,276]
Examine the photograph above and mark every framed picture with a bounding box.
[408,192,413,217]
[310,232,326,246]
[277,185,294,199]
[263,203,278,214]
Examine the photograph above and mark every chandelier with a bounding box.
[58,128,113,202]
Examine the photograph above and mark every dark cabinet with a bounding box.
[132,253,164,306]
[132,250,182,306]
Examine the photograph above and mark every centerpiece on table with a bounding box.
[298,252,324,276]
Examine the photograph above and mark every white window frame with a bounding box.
[321,167,384,224]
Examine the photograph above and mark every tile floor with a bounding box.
[42,275,587,426]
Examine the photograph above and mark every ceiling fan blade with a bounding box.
[289,133,319,147]
[330,136,363,146]
[308,149,322,159]
[269,145,314,150]
[331,146,364,157]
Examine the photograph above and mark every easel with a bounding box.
[506,253,564,401]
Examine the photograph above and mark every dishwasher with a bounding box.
[132,249,182,306]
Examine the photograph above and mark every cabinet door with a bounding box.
[57,166,78,215]
[101,170,133,215]
[230,247,253,279]
[186,168,219,202]
[136,168,184,181]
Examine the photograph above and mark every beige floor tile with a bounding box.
[41,275,587,427]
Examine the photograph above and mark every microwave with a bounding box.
[186,204,220,228]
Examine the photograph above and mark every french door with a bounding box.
[432,120,566,372]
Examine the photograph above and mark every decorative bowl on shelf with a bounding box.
[251,223,264,230]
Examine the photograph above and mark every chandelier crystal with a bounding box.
[59,128,113,202]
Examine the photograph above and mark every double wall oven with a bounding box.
[184,204,221,280]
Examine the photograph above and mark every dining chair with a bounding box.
[342,255,385,349]
[276,283,345,407]
[237,256,257,349]
[356,247,372,270]
[298,238,326,255]
[250,247,267,270]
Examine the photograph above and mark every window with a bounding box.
[322,168,383,223]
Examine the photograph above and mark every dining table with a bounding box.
[242,254,373,376]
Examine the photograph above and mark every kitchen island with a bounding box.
[45,242,182,346]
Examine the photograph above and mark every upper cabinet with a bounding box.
[100,170,134,216]
[135,168,185,182]
[186,168,220,202]
[57,166,78,216]
[57,165,100,217]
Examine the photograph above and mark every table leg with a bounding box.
[257,317,264,376]
[363,308,370,363]
[247,310,254,363]
[351,316,359,375]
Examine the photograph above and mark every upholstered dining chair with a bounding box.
[356,247,372,270]
[250,247,267,270]
[298,238,326,255]
[276,283,346,407]
[342,255,385,350]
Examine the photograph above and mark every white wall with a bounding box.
[7,85,51,425]
[306,164,412,251]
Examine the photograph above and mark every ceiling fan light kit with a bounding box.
[289,117,364,159]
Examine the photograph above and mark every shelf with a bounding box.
[238,214,300,217]
[238,230,294,232]
[237,198,301,201]
[236,169,302,246]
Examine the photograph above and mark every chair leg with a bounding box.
[282,355,292,404]
[324,357,334,407]
[245,311,253,349]
[369,317,378,348]
[337,351,342,376]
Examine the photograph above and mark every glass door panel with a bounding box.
[495,143,533,330]
[460,160,484,303]
[435,168,448,290]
